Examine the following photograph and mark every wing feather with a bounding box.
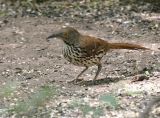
[79,35,109,57]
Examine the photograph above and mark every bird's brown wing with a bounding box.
[79,35,109,57]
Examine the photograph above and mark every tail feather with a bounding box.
[109,43,149,50]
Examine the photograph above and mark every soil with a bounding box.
[0,8,160,118]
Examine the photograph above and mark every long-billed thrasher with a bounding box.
[47,27,149,83]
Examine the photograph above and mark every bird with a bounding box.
[46,27,149,84]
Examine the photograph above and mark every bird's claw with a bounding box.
[67,78,83,84]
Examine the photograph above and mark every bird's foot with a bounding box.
[77,80,96,86]
[67,79,97,86]
[67,78,83,84]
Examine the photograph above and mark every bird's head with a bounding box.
[46,27,80,45]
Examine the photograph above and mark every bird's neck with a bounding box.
[63,34,82,46]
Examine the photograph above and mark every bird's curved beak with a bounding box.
[46,31,61,42]
[46,34,57,42]
[46,34,55,42]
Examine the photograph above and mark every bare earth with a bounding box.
[0,17,160,118]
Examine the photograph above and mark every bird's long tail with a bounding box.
[108,42,150,50]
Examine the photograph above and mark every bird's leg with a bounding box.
[76,67,89,80]
[69,67,88,83]
[92,64,102,83]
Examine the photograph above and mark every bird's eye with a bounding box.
[63,32,68,38]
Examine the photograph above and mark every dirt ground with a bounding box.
[0,16,160,118]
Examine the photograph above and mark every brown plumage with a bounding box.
[47,27,149,83]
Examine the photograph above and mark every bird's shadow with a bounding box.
[77,76,123,86]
